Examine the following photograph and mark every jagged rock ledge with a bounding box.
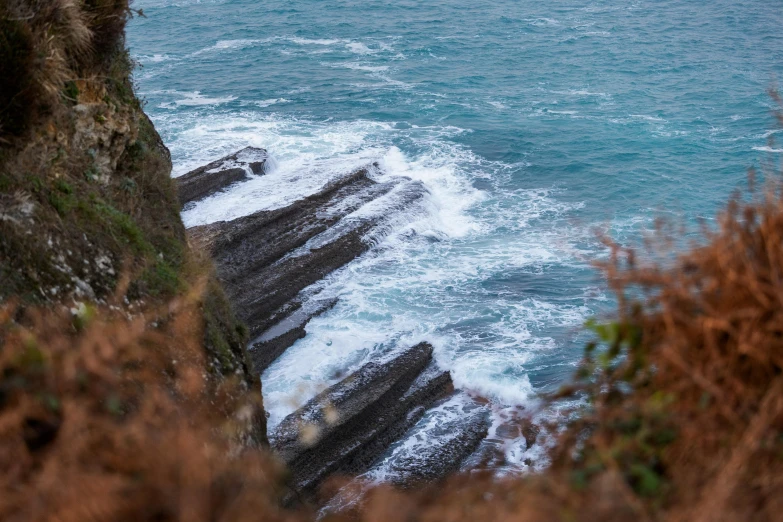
[270,342,454,499]
[177,146,268,207]
[367,394,491,488]
[188,162,428,372]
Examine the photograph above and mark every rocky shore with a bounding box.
[270,343,454,497]
[180,149,511,501]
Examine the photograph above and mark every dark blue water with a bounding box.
[129,0,783,467]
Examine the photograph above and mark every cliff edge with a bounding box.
[0,0,264,441]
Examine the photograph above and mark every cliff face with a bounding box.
[0,0,263,440]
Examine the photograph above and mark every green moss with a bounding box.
[206,316,235,370]
[54,179,73,194]
[84,165,98,182]
[140,259,182,297]
[48,190,75,216]
[120,177,137,194]
[201,277,250,378]
[93,200,150,254]
[105,48,138,105]
[27,175,43,193]
[62,81,80,104]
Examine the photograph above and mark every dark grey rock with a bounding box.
[177,146,268,207]
[368,395,491,488]
[269,343,453,498]
[190,165,428,344]
[249,297,338,373]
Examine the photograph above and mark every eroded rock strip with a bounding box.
[249,297,338,372]
[177,146,268,207]
[190,164,428,354]
[367,394,491,488]
[270,343,453,498]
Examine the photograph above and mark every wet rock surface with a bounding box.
[189,163,428,366]
[184,153,495,500]
[270,343,453,498]
[177,146,268,207]
[249,297,338,373]
[367,394,491,488]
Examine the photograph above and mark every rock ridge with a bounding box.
[269,342,454,498]
[189,162,428,370]
[177,146,268,207]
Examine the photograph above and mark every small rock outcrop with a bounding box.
[177,146,268,207]
[269,343,453,498]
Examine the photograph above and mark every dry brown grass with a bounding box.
[0,0,134,140]
[0,282,296,522]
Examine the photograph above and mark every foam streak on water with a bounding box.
[129,0,783,472]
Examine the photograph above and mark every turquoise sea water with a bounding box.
[129,0,783,468]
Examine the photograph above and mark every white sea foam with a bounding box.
[551,89,611,98]
[253,98,290,107]
[191,39,263,55]
[367,394,487,480]
[334,63,390,73]
[761,129,782,138]
[547,110,578,115]
[346,42,376,55]
[151,107,598,473]
[139,53,174,63]
[630,114,667,122]
[526,17,562,26]
[170,92,237,107]
[753,146,783,153]
[176,120,391,222]
[289,37,344,46]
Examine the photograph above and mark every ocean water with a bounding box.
[128,0,783,469]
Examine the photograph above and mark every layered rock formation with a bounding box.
[270,343,454,497]
[177,146,268,207]
[367,394,491,488]
[188,163,428,371]
[182,150,501,500]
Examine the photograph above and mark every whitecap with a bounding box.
[254,98,290,108]
[346,42,376,55]
[630,114,667,122]
[190,38,264,56]
[139,53,174,63]
[288,37,344,46]
[173,92,237,106]
[334,63,390,73]
[526,17,562,26]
